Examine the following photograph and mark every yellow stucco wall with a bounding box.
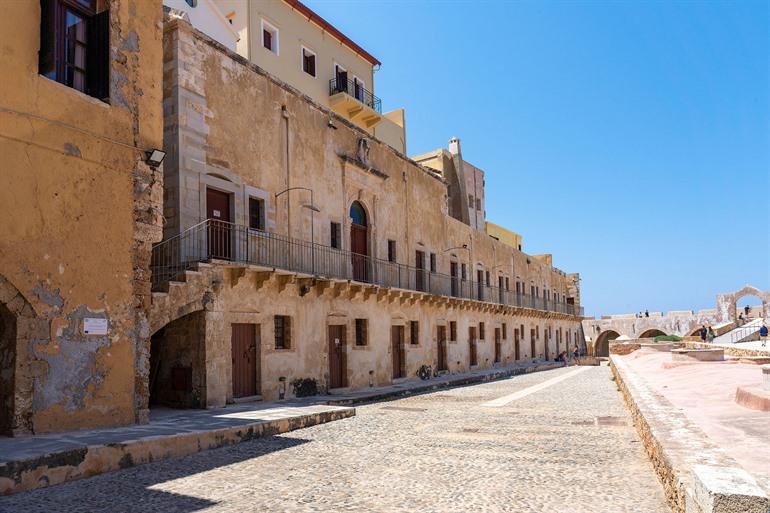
[0,0,163,434]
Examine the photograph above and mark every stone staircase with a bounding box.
[149,262,224,335]
[713,317,765,345]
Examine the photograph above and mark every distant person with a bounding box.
[706,326,716,343]
[573,345,580,360]
[699,325,707,343]
[645,310,649,317]
[760,323,768,347]
[738,313,745,326]
[744,305,751,317]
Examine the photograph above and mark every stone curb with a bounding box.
[610,355,769,513]
[0,407,354,496]
[324,362,564,406]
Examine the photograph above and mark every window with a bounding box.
[274,315,291,349]
[461,263,467,280]
[248,197,265,231]
[330,222,341,249]
[521,324,525,340]
[536,326,540,340]
[450,321,457,342]
[301,46,316,76]
[39,0,109,100]
[429,253,436,273]
[485,271,490,286]
[355,319,368,346]
[479,322,485,340]
[261,19,279,54]
[505,277,510,291]
[387,239,396,262]
[476,198,481,210]
[502,323,507,339]
[410,321,419,345]
[333,63,348,93]
[468,194,474,206]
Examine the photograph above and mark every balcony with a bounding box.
[328,77,382,129]
[151,219,584,317]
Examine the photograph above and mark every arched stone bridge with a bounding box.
[582,285,769,357]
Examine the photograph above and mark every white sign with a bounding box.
[213,209,221,218]
[83,318,109,335]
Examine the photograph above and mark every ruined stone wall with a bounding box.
[150,311,206,408]
[0,0,163,434]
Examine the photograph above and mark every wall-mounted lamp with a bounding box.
[278,376,286,400]
[145,149,166,168]
[327,119,337,130]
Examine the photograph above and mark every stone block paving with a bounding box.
[0,366,667,513]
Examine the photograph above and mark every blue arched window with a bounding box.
[350,201,367,226]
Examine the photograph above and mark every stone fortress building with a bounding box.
[0,0,584,435]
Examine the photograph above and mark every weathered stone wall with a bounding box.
[0,0,163,434]
[150,311,206,408]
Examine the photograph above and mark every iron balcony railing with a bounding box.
[150,219,584,317]
[329,77,382,113]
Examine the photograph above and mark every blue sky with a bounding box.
[306,0,770,316]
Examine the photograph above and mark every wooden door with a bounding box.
[415,250,425,291]
[544,328,550,361]
[531,329,536,359]
[469,326,477,366]
[207,188,231,260]
[328,325,347,389]
[231,324,258,398]
[391,325,405,379]
[437,325,448,371]
[494,327,501,363]
[514,328,520,360]
[350,224,368,282]
[450,262,459,297]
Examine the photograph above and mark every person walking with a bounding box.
[699,325,707,343]
[644,309,649,317]
[706,326,716,343]
[738,313,745,326]
[572,345,580,361]
[744,305,751,317]
[760,323,768,347]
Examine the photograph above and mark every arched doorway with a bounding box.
[639,329,667,339]
[0,302,16,435]
[594,330,620,357]
[735,294,763,321]
[349,201,369,282]
[149,311,207,409]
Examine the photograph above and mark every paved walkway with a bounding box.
[1,366,667,512]
[621,350,770,492]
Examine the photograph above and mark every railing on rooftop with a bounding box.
[150,219,584,317]
[329,77,382,114]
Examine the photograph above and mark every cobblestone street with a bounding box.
[1,366,668,513]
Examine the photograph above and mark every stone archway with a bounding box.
[0,275,42,436]
[594,330,620,357]
[716,285,770,322]
[639,329,667,339]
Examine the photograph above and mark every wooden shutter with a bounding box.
[87,9,110,101]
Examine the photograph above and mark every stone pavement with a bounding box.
[1,366,668,512]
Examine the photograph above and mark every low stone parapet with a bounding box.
[671,348,724,362]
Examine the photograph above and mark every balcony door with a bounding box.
[450,262,459,297]
[415,250,425,291]
[350,201,369,282]
[334,64,347,93]
[206,188,231,260]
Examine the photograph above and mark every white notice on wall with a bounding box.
[84,318,109,335]
[213,210,221,218]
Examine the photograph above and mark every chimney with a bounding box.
[448,136,461,156]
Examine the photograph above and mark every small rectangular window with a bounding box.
[388,240,396,262]
[330,222,341,249]
[536,325,540,340]
[301,47,316,76]
[502,323,507,339]
[505,277,510,291]
[410,320,419,345]
[274,315,291,349]
[355,318,368,346]
[476,198,481,210]
[521,324,525,340]
[479,322,485,340]
[485,271,490,286]
[248,197,265,230]
[262,20,279,54]
[468,194,474,206]
[429,253,436,273]
[450,321,457,342]
[461,263,467,280]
